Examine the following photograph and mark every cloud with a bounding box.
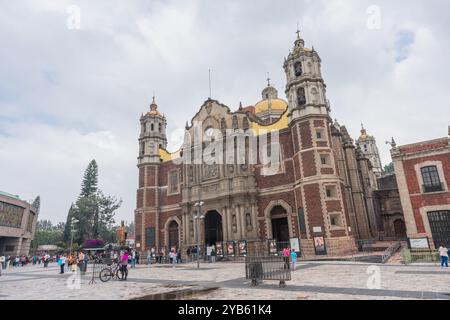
[0,0,449,223]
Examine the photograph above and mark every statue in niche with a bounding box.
[232,215,237,233]
[189,219,194,237]
[246,213,253,232]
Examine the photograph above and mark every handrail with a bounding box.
[381,241,401,264]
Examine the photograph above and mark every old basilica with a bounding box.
[134,32,384,258]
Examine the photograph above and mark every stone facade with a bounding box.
[391,128,450,249]
[135,33,382,258]
[0,191,39,256]
[374,174,406,239]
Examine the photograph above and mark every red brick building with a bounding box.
[391,128,450,249]
[135,33,380,258]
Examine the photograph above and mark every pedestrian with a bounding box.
[170,250,177,267]
[439,244,449,268]
[78,251,85,273]
[290,249,298,271]
[210,246,216,263]
[131,250,136,269]
[0,255,4,276]
[282,247,290,269]
[186,247,191,263]
[177,250,182,264]
[119,250,129,280]
[136,251,140,265]
[71,254,78,272]
[14,256,19,267]
[58,255,66,274]
[147,249,152,265]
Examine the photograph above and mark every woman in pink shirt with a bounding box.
[119,251,129,280]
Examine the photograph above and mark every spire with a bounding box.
[150,95,158,111]
[266,72,271,87]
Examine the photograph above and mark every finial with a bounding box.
[386,137,397,148]
[239,102,243,111]
[266,72,271,86]
[296,22,300,39]
[185,121,189,130]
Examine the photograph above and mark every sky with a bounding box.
[0,0,449,224]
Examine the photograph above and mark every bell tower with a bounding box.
[136,96,167,251]
[285,30,356,255]
[284,30,329,123]
[138,96,167,165]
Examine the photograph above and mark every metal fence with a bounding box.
[402,249,440,265]
[245,255,291,287]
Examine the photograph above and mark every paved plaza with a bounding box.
[1,261,450,300]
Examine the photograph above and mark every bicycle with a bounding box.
[99,262,126,282]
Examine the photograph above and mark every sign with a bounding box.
[226,241,235,256]
[313,236,327,255]
[238,240,248,256]
[290,237,300,252]
[409,238,430,249]
[215,242,224,256]
[313,226,322,233]
[268,239,277,255]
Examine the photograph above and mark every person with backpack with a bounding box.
[290,249,298,271]
[282,247,290,269]
[210,246,216,263]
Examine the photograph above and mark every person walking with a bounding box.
[78,251,85,273]
[83,251,89,274]
[439,244,449,268]
[210,246,216,263]
[0,255,5,276]
[119,250,129,280]
[290,249,298,271]
[131,250,136,269]
[58,255,66,274]
[170,250,177,268]
[282,247,290,269]
[147,249,152,265]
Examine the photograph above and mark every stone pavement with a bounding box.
[1,261,450,300]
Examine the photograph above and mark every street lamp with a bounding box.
[193,201,205,269]
[69,217,79,256]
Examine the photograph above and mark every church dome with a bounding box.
[255,84,288,114]
[255,98,288,114]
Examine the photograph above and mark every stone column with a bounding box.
[222,206,228,241]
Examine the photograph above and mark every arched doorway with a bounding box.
[204,211,223,246]
[271,205,289,243]
[168,220,179,249]
[393,219,406,238]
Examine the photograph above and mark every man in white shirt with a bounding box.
[0,255,5,276]
[438,244,449,268]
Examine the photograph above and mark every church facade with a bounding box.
[134,33,381,258]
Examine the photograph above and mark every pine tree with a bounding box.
[32,196,41,214]
[63,204,75,243]
[79,160,98,198]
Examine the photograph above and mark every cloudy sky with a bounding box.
[0,0,449,224]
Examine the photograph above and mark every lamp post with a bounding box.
[193,201,205,269]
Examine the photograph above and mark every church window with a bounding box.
[297,87,306,106]
[330,213,343,228]
[151,123,154,131]
[325,185,337,198]
[294,62,303,77]
[320,154,330,166]
[168,170,180,194]
[159,123,162,132]
[421,166,443,193]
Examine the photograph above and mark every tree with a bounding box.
[37,219,53,231]
[383,162,394,174]
[79,160,98,198]
[62,160,122,246]
[32,196,41,214]
[31,219,65,251]
[63,204,76,243]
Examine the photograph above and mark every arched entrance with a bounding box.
[168,220,179,249]
[204,211,223,246]
[271,205,289,243]
[393,219,406,238]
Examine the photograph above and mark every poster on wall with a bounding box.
[313,236,327,255]
[409,238,430,250]
[238,240,248,256]
[215,242,224,256]
[268,239,278,255]
[226,241,235,256]
[290,238,300,253]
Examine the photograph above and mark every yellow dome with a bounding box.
[254,99,288,114]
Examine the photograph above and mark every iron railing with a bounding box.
[245,255,291,287]
[381,242,402,264]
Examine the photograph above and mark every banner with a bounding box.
[238,240,248,256]
[226,241,235,256]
